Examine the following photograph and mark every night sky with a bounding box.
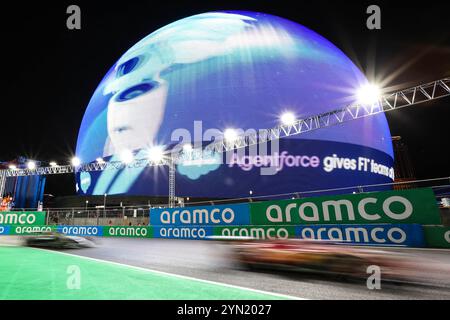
[2,0,449,196]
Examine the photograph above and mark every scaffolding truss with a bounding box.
[202,78,450,153]
[1,77,449,206]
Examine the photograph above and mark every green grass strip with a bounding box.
[0,246,287,300]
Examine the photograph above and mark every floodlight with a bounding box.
[120,149,134,164]
[27,161,36,170]
[147,146,164,162]
[224,128,238,142]
[356,83,381,105]
[280,112,296,126]
[71,157,81,167]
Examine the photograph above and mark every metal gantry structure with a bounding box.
[1,78,449,207]
[203,78,450,153]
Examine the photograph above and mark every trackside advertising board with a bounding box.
[213,226,296,240]
[57,226,104,237]
[0,225,10,235]
[153,226,213,240]
[9,225,56,235]
[0,212,46,226]
[295,224,425,247]
[0,224,443,248]
[103,226,153,238]
[250,188,440,225]
[212,224,424,246]
[150,203,251,226]
[0,225,157,239]
[423,226,450,249]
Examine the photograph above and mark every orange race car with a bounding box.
[228,239,436,283]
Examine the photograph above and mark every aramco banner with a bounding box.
[294,224,425,247]
[149,189,440,227]
[57,225,104,237]
[0,224,437,247]
[423,226,450,249]
[0,212,46,226]
[250,188,441,225]
[212,224,425,247]
[8,225,55,235]
[150,203,250,226]
[103,226,153,238]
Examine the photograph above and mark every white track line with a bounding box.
[31,247,305,300]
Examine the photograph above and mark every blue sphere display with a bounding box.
[76,11,394,198]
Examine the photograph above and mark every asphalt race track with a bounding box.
[60,238,450,300]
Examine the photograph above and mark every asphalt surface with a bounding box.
[61,238,450,300]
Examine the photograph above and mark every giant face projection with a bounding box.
[76,11,394,197]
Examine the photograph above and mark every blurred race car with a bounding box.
[227,239,423,282]
[24,231,96,249]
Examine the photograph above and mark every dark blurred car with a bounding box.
[228,239,421,282]
[24,231,96,249]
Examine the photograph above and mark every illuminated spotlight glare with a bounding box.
[49,162,58,167]
[280,112,296,126]
[71,157,81,167]
[120,150,134,164]
[224,128,238,142]
[8,165,17,170]
[183,143,193,152]
[27,161,36,170]
[96,157,105,164]
[356,83,381,105]
[147,146,164,163]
